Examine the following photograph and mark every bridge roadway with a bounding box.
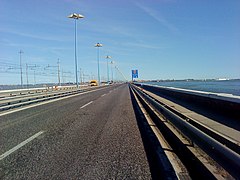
[0,84,152,179]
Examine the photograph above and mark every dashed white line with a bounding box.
[80,101,93,109]
[0,131,44,161]
[101,94,106,97]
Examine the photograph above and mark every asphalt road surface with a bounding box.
[0,84,151,179]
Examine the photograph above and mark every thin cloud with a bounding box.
[0,28,70,42]
[124,42,166,50]
[135,2,179,34]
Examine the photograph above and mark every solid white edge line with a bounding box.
[0,131,44,161]
[80,101,93,109]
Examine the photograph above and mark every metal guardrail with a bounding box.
[130,84,240,178]
[0,88,80,107]
[0,90,79,111]
[0,85,104,112]
[0,85,83,99]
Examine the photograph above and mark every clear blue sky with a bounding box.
[0,0,239,84]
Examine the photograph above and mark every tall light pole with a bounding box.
[19,50,23,88]
[68,13,84,88]
[110,60,114,83]
[106,55,111,84]
[94,43,103,85]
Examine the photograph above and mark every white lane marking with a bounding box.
[80,101,93,109]
[101,94,106,97]
[0,131,44,161]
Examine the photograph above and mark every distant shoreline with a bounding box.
[143,79,240,96]
[139,78,240,83]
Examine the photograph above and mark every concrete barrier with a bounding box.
[134,83,240,119]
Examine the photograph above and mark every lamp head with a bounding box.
[68,13,84,19]
[95,43,103,47]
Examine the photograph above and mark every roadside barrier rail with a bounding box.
[130,84,240,178]
[0,85,104,112]
[0,85,83,99]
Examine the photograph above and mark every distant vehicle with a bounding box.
[89,80,98,86]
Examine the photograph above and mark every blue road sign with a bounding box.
[132,70,138,78]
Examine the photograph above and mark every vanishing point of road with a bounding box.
[0,84,152,179]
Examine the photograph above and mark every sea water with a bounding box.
[145,79,240,96]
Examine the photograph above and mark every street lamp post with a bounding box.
[110,60,114,83]
[68,13,84,88]
[106,55,111,84]
[94,43,103,85]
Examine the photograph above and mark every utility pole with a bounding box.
[44,60,61,86]
[79,68,83,84]
[19,50,23,87]
[82,69,85,84]
[62,69,64,84]
[57,59,61,86]
[26,63,29,88]
[26,64,38,87]
[34,70,36,85]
